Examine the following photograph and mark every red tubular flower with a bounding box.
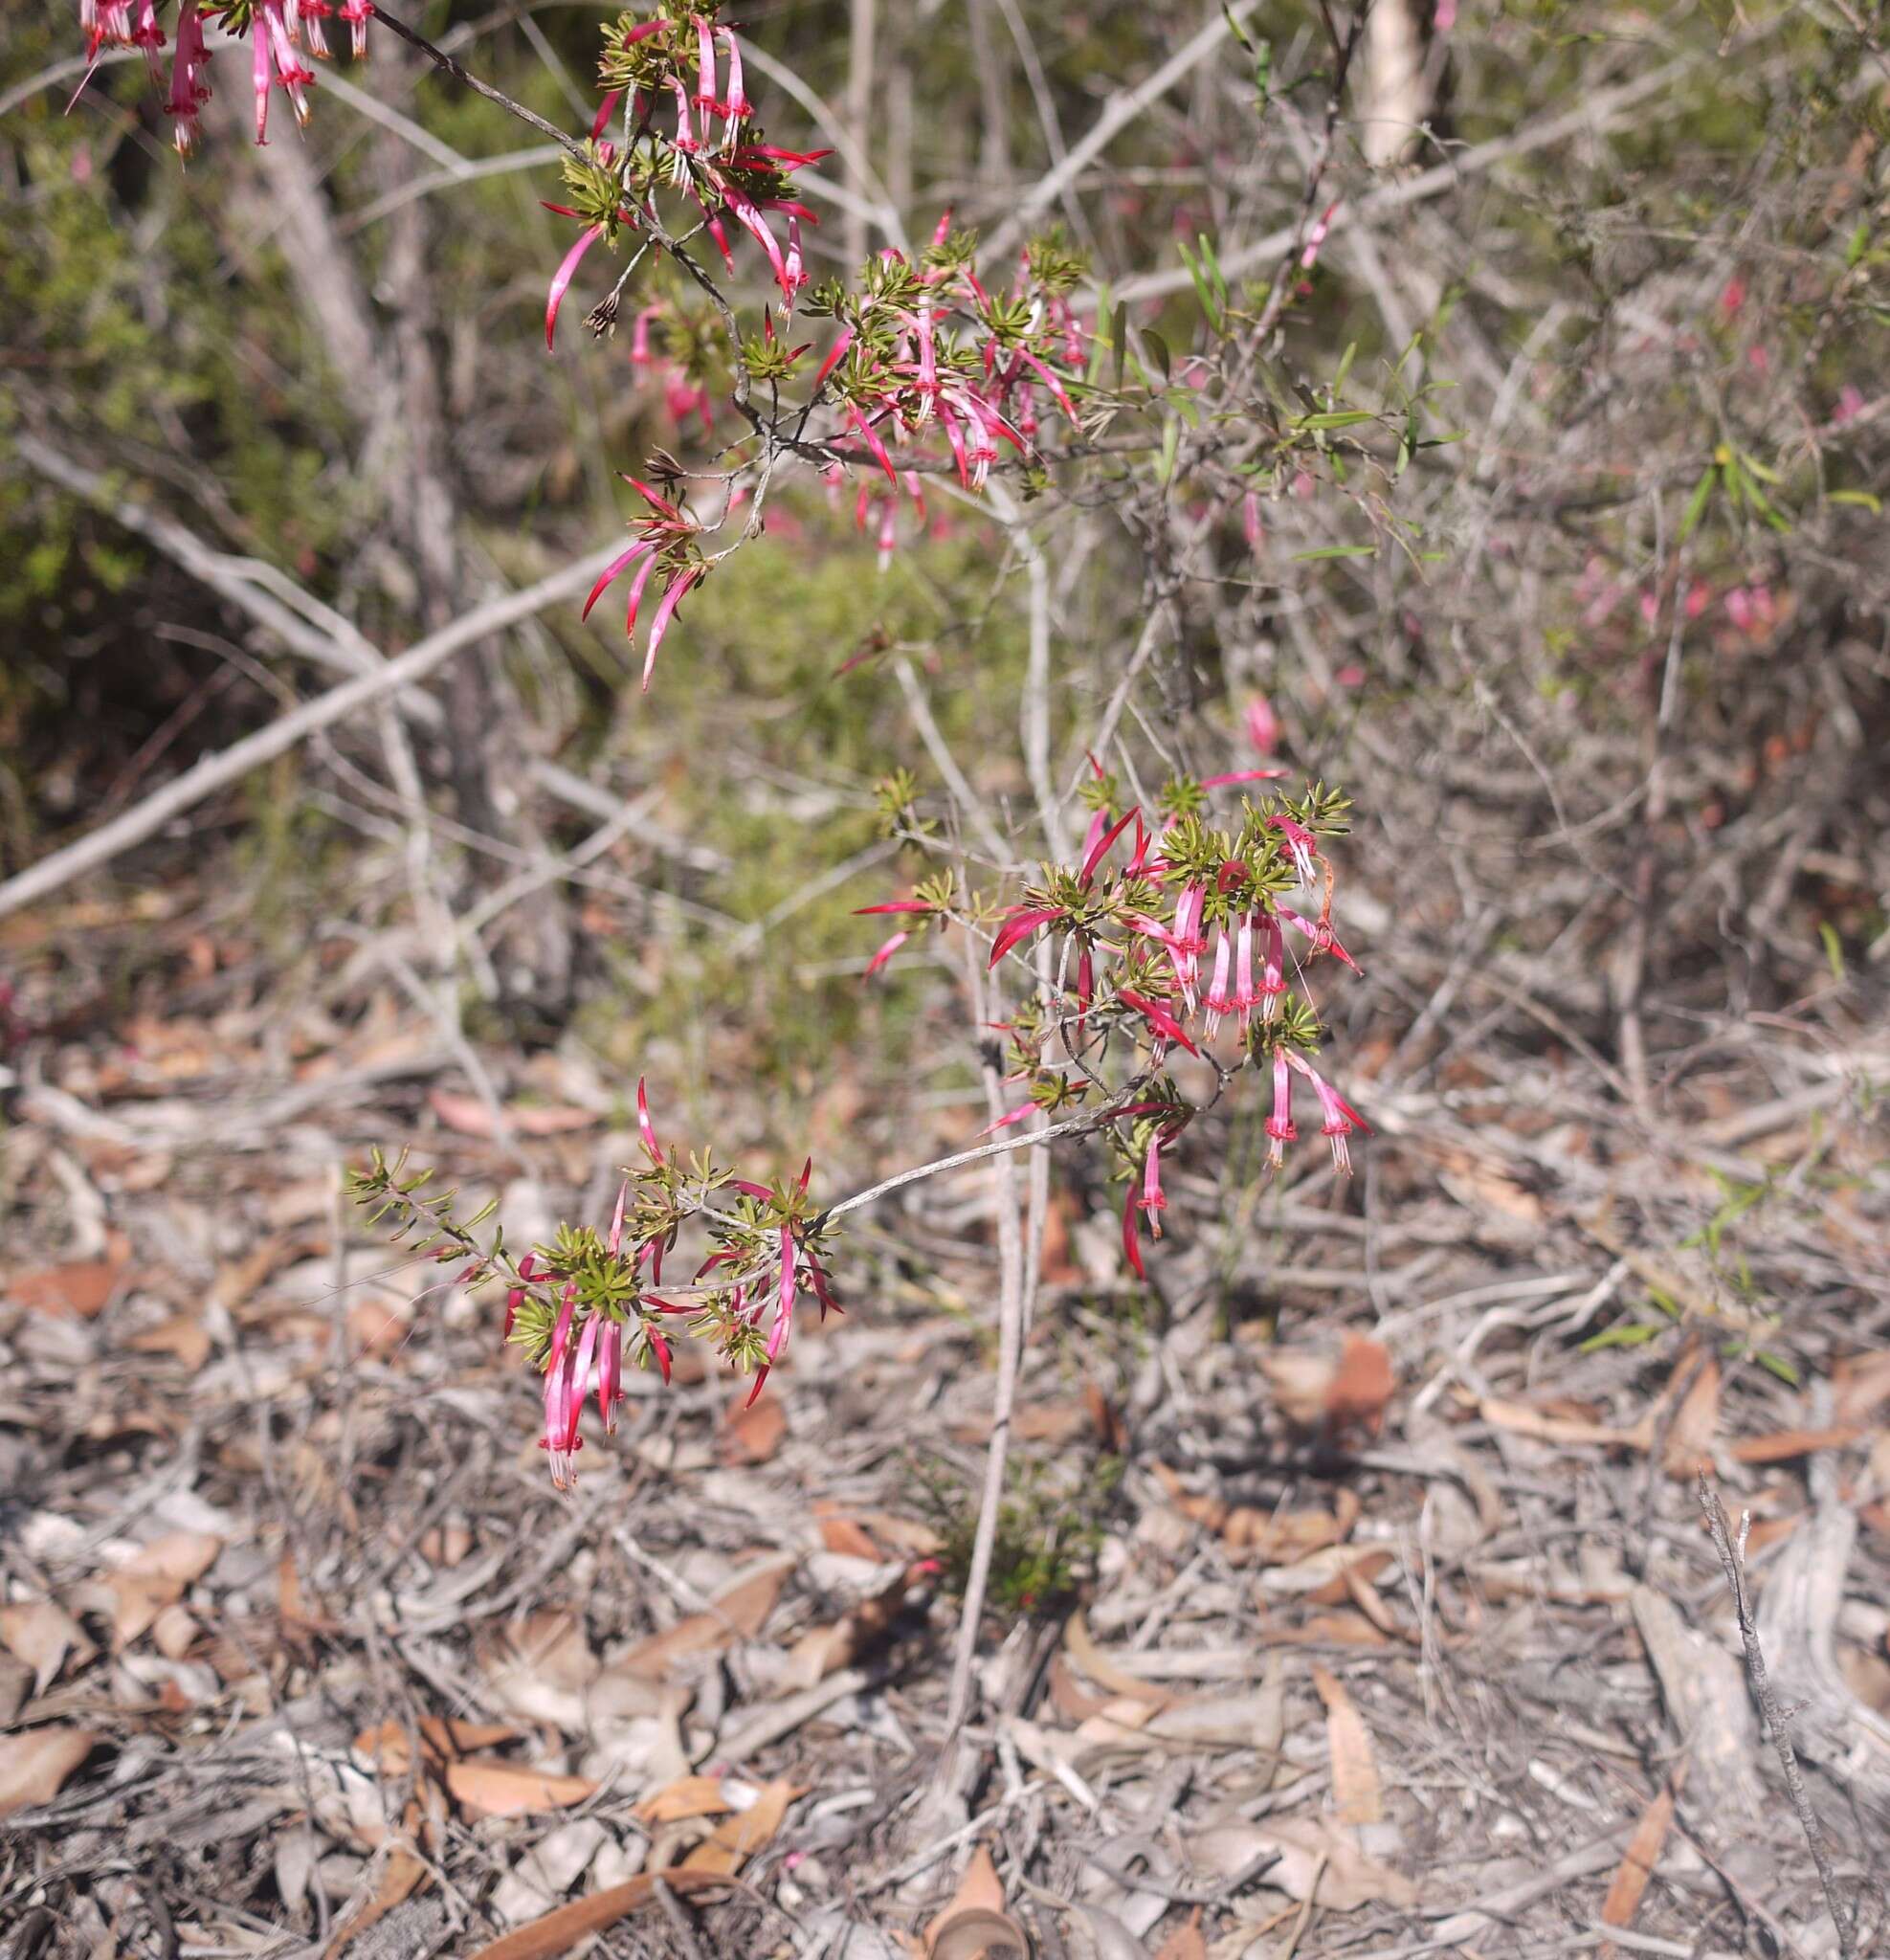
[978,1101,1036,1137]
[1200,768,1288,789]
[1203,925,1234,1036]
[1116,990,1200,1057]
[989,904,1062,967]
[814,326,854,390]
[582,542,654,621]
[1121,1181,1145,1279]
[1245,694,1281,754]
[767,1225,796,1367]
[847,405,899,484]
[855,898,934,917]
[1079,806,1137,885]
[501,1253,540,1342]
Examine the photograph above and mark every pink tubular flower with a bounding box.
[164,0,211,156]
[540,1281,582,1488]
[1264,1050,1297,1168]
[545,223,606,350]
[642,564,703,690]
[1300,201,1338,272]
[1279,906,1360,973]
[1139,1132,1168,1237]
[1201,768,1288,790]
[338,0,370,58]
[1202,924,1234,1036]
[1257,912,1287,1020]
[1269,815,1320,888]
[1242,490,1263,552]
[1245,693,1281,755]
[1288,1051,1372,1174]
[863,929,909,978]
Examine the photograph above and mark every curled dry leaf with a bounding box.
[1152,1914,1208,1960]
[0,1726,99,1817]
[0,1599,97,1695]
[1191,1817,1415,1911]
[1479,1396,1653,1453]
[1311,1663,1383,1825]
[1063,1611,1176,1707]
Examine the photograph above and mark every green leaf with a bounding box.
[1290,544,1376,561]
[1678,462,1718,542]
[1752,1349,1801,1387]
[1333,340,1357,392]
[1142,326,1172,386]
[1110,301,1128,390]
[1581,1322,1665,1351]
[1818,921,1846,983]
[1298,409,1375,431]
[1829,488,1881,513]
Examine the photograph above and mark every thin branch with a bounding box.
[0,543,628,924]
[367,3,589,165]
[1697,1478,1857,1960]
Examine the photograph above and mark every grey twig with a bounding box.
[1696,1477,1857,1960]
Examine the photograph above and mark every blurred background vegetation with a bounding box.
[3,0,1886,1192]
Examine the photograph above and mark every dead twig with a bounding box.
[1696,1477,1858,1960]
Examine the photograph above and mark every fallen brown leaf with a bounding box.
[923,1844,1031,1959]
[1258,1334,1394,1437]
[322,1847,428,1958]
[1155,1463,1356,1563]
[1479,1396,1651,1453]
[101,1530,223,1647]
[680,1777,805,1875]
[720,1390,787,1464]
[633,1773,740,1824]
[11,1234,130,1320]
[784,1570,906,1690]
[1064,1611,1175,1707]
[444,1759,599,1820]
[1661,1355,1721,1479]
[466,1868,726,1960]
[1151,1913,1207,1960]
[1600,1780,1676,1954]
[0,1600,97,1695]
[1729,1425,1865,1465]
[0,1727,98,1817]
[1311,1664,1383,1824]
[428,1089,600,1139]
[616,1559,793,1680]
[126,1313,212,1370]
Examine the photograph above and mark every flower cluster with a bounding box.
[349,1080,839,1488]
[76,0,370,154]
[861,768,1369,1273]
